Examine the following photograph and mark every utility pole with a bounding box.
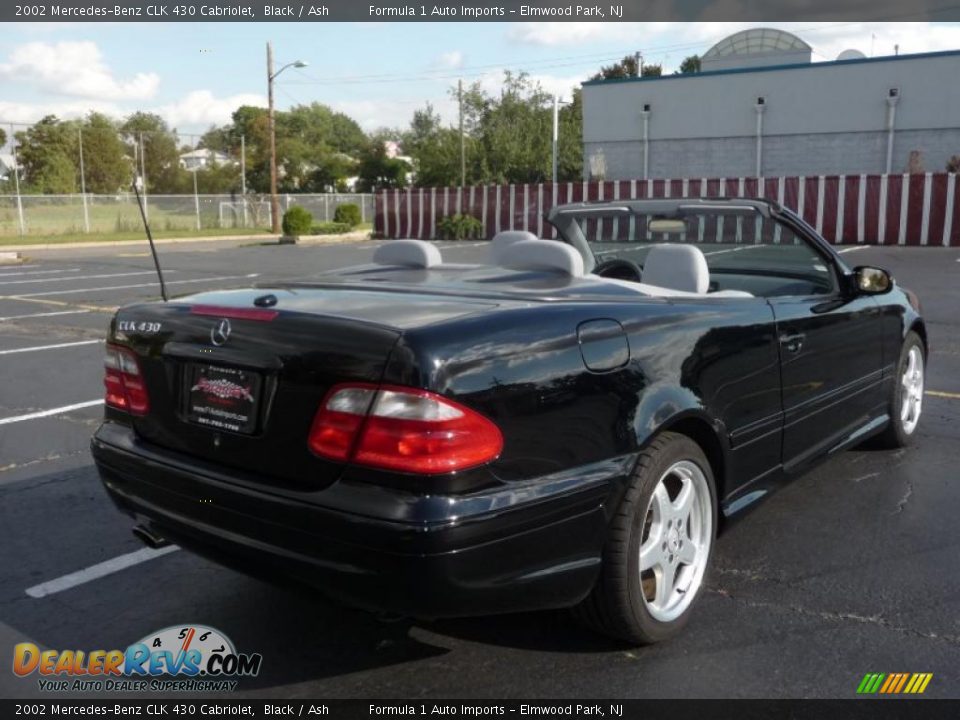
[240,134,248,228]
[552,95,560,185]
[138,132,148,220]
[635,51,642,77]
[191,168,201,230]
[458,78,465,187]
[11,124,25,236]
[267,41,279,234]
[78,127,90,233]
[266,42,308,235]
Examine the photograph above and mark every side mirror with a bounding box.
[854,266,893,295]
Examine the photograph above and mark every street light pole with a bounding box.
[267,42,279,234]
[552,95,559,185]
[191,168,201,231]
[552,95,570,185]
[266,41,308,235]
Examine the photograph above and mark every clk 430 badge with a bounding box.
[117,320,162,333]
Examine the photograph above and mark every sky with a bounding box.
[1,21,958,145]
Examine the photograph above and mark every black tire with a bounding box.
[873,330,925,449]
[574,431,717,645]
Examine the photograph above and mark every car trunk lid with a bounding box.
[108,287,495,489]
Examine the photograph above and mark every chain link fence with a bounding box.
[0,193,375,237]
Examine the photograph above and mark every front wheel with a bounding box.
[874,331,925,448]
[574,432,716,645]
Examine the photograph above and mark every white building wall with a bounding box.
[582,51,960,179]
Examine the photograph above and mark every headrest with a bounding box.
[373,239,442,268]
[497,239,585,277]
[489,230,537,264]
[642,243,709,294]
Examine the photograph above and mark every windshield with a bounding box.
[552,207,836,297]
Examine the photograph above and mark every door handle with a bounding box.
[779,333,805,353]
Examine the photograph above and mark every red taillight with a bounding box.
[308,384,503,475]
[104,344,149,416]
[189,305,279,321]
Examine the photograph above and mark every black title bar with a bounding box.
[4,0,960,22]
[4,700,960,719]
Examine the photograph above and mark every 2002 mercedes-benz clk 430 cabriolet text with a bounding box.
[91,198,926,644]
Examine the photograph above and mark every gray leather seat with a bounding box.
[373,239,442,268]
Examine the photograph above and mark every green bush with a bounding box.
[333,203,362,227]
[310,222,353,235]
[436,213,483,240]
[281,206,313,236]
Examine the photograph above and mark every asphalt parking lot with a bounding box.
[1,237,958,699]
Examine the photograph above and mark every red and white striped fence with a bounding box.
[375,174,960,247]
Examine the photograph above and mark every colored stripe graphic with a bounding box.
[857,672,932,694]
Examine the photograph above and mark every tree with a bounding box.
[476,72,554,183]
[591,54,640,80]
[14,115,79,193]
[402,103,465,187]
[402,71,583,187]
[677,55,701,74]
[356,139,410,191]
[201,102,368,194]
[193,159,242,194]
[0,127,6,148]
[227,105,271,193]
[590,55,662,80]
[79,113,130,193]
[301,152,357,193]
[120,112,186,193]
[556,89,583,182]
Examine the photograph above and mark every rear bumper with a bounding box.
[91,422,629,618]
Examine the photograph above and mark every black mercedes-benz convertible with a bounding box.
[91,198,926,644]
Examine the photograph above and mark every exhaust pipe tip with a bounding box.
[132,524,170,550]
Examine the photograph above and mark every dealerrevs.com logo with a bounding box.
[13,624,262,692]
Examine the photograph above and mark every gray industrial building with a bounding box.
[581,28,960,180]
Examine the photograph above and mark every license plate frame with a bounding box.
[185,363,263,435]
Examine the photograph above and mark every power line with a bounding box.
[282,15,960,87]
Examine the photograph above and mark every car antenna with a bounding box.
[132,179,168,301]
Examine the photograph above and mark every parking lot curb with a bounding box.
[296,231,372,245]
[0,234,278,252]
[0,231,375,253]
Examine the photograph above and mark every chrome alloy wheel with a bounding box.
[900,345,924,435]
[638,460,713,623]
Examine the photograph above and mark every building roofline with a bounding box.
[581,48,960,87]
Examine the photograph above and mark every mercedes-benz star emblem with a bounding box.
[210,318,231,346]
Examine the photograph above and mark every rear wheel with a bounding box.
[874,331,925,448]
[575,432,716,645]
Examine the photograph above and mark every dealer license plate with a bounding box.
[186,363,262,434]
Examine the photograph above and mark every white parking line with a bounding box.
[838,246,870,254]
[0,270,165,286]
[0,339,102,356]
[25,546,179,598]
[0,309,91,322]
[0,268,80,277]
[11,273,259,298]
[0,399,104,426]
[703,246,752,257]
